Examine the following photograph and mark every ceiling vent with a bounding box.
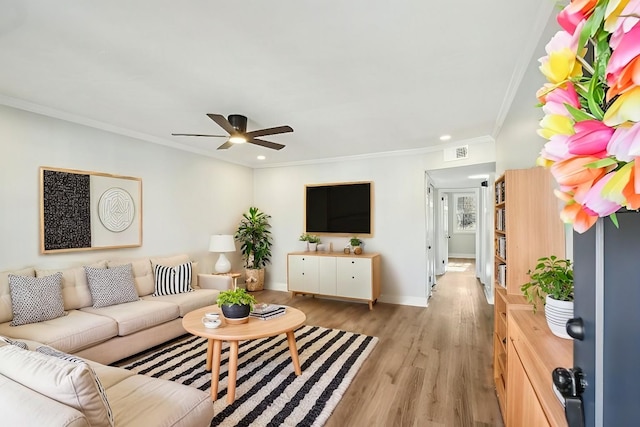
[443,145,469,162]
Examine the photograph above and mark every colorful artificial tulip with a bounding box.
[603,86,640,126]
[538,114,575,140]
[567,120,614,156]
[557,0,598,34]
[542,82,581,117]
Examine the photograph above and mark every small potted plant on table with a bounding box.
[307,234,321,252]
[521,255,574,339]
[216,286,257,324]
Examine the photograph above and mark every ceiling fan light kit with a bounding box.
[172,113,293,151]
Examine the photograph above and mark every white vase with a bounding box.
[544,295,574,339]
[308,242,317,252]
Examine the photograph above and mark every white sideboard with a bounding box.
[287,252,381,310]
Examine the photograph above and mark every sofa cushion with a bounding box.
[153,262,193,296]
[0,310,118,353]
[0,345,113,427]
[0,267,35,324]
[36,260,107,310]
[36,345,114,427]
[0,373,90,427]
[107,257,155,297]
[85,264,139,308]
[106,374,214,427]
[9,272,66,326]
[81,300,180,336]
[142,289,219,317]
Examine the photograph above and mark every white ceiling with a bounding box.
[0,1,554,170]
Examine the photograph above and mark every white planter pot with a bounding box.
[308,242,318,252]
[544,295,574,340]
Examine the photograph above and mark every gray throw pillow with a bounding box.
[0,336,28,349]
[8,272,66,326]
[84,264,139,308]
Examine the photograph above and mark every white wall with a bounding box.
[0,105,253,272]
[253,140,497,307]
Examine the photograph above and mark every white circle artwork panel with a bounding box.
[98,187,135,232]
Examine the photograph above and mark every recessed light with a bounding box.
[257,155,266,160]
[439,134,451,141]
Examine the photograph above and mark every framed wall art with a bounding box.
[40,167,142,253]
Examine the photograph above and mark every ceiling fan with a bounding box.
[172,114,293,151]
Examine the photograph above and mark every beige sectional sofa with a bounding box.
[0,253,231,364]
[0,338,215,426]
[0,253,233,426]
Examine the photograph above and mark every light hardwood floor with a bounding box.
[252,258,504,427]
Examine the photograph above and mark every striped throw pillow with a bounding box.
[153,262,193,296]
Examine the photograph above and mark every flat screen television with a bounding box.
[305,182,372,235]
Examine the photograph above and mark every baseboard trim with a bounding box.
[264,283,429,308]
[448,253,476,259]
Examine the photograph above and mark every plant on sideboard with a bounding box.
[521,255,574,339]
[234,207,272,291]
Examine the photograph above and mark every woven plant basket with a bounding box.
[245,268,265,291]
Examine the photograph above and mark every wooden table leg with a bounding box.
[227,341,239,404]
[210,339,222,401]
[206,339,213,371]
[286,330,302,375]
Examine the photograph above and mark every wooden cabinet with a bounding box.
[507,309,572,427]
[287,252,381,310]
[493,167,566,423]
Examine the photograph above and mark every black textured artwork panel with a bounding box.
[43,170,91,250]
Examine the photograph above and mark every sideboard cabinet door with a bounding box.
[336,257,372,300]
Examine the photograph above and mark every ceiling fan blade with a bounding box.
[248,137,285,150]
[206,114,236,135]
[245,125,293,139]
[217,141,233,150]
[171,133,227,137]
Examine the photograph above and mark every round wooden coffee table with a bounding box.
[182,305,306,404]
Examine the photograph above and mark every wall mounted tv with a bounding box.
[305,182,373,235]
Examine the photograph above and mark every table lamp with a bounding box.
[209,234,236,273]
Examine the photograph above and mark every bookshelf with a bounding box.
[492,167,566,423]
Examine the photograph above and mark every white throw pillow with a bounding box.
[0,335,28,349]
[85,264,139,308]
[0,345,114,427]
[8,272,66,326]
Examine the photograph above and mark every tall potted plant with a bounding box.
[521,255,574,339]
[234,207,273,291]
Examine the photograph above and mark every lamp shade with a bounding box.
[209,235,236,253]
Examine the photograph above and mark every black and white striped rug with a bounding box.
[119,325,378,427]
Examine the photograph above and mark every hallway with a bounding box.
[256,257,503,426]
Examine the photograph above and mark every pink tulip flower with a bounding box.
[582,173,622,217]
[542,82,581,117]
[567,120,614,156]
[557,0,597,34]
[541,134,572,162]
[607,122,640,161]
[606,23,640,98]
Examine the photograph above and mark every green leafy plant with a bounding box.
[216,287,257,310]
[234,207,273,269]
[350,237,362,246]
[298,233,310,242]
[307,234,321,244]
[521,256,574,313]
